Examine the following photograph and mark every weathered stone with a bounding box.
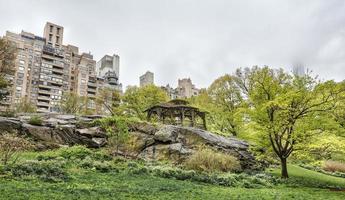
[76,127,105,137]
[0,117,22,133]
[128,131,155,152]
[139,143,193,161]
[21,123,53,142]
[128,122,158,135]
[56,115,76,121]
[44,118,69,127]
[154,125,179,143]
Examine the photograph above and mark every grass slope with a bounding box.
[0,170,345,200]
[269,164,345,188]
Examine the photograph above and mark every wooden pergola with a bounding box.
[144,99,207,130]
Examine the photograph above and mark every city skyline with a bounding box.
[1,0,345,89]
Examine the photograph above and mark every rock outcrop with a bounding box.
[0,114,106,148]
[0,114,258,170]
[129,123,257,170]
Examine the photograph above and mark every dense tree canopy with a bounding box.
[121,85,168,120]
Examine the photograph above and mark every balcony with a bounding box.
[37,95,50,101]
[52,67,64,74]
[38,89,51,95]
[42,45,64,58]
[37,101,50,107]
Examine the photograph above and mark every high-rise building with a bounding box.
[176,78,199,98]
[140,71,154,87]
[161,78,200,99]
[96,54,122,92]
[1,22,121,113]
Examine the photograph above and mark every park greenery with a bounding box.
[1,37,345,199]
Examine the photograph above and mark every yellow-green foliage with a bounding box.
[28,115,43,126]
[121,85,168,120]
[293,134,345,163]
[184,148,241,173]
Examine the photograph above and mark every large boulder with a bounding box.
[129,124,258,170]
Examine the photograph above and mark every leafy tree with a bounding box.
[121,85,168,120]
[94,116,130,154]
[0,38,16,101]
[207,74,243,136]
[15,97,37,113]
[59,92,87,114]
[95,88,121,115]
[234,66,344,178]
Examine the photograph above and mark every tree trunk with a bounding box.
[280,157,289,178]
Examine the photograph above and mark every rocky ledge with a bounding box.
[0,114,258,170]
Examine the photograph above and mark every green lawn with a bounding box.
[0,170,344,200]
[269,164,345,188]
[1,149,345,200]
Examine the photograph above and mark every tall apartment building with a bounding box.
[140,71,154,87]
[161,78,200,99]
[2,22,122,113]
[176,78,199,98]
[96,54,122,92]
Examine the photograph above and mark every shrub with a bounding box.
[0,108,15,117]
[150,165,275,188]
[93,116,130,155]
[28,115,43,126]
[184,148,241,173]
[0,133,32,165]
[6,160,68,182]
[322,160,345,173]
[58,145,92,160]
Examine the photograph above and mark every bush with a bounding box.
[6,160,68,182]
[323,160,345,173]
[0,133,32,165]
[28,115,43,126]
[58,145,92,160]
[0,108,15,117]
[93,116,130,155]
[149,165,275,188]
[184,148,241,173]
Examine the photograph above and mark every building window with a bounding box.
[50,25,53,32]
[57,27,60,35]
[49,34,52,41]
[56,36,59,43]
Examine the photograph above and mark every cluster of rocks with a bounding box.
[0,114,107,148]
[0,114,258,170]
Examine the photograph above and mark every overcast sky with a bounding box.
[0,0,344,88]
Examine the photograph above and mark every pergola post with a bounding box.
[181,108,185,126]
[191,110,195,127]
[202,113,207,130]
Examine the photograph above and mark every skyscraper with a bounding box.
[96,54,122,92]
[140,71,154,87]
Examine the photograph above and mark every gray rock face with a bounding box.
[0,115,107,148]
[129,124,257,170]
[0,115,258,170]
